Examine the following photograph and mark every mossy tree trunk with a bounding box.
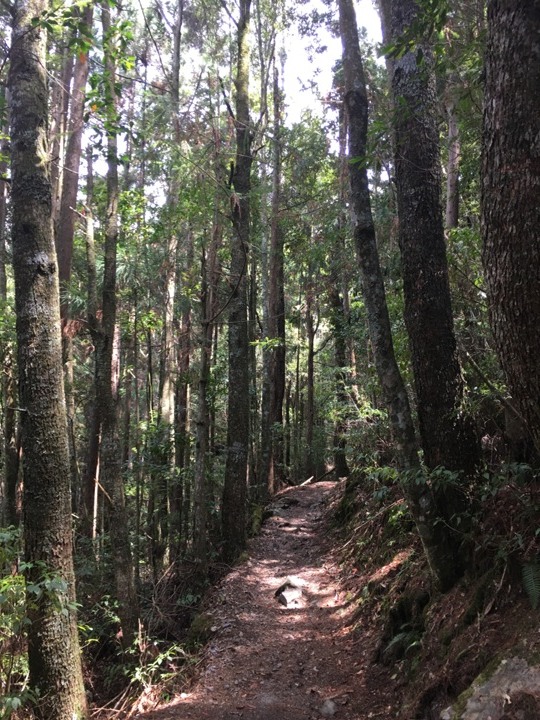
[341,0,473,592]
[379,0,480,481]
[221,0,253,563]
[8,0,87,715]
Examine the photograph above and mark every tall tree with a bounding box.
[0,86,19,528]
[55,4,93,296]
[93,0,139,645]
[482,0,540,453]
[340,0,417,471]
[55,4,94,504]
[379,0,479,479]
[8,0,87,714]
[260,59,286,496]
[221,0,253,562]
[339,0,469,591]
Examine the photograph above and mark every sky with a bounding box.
[284,0,382,124]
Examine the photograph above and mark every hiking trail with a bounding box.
[137,481,394,720]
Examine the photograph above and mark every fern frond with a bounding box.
[522,561,540,609]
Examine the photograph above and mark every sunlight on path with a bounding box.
[138,482,392,720]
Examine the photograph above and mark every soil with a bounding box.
[125,477,540,720]
[134,481,398,720]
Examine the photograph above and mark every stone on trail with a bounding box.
[320,698,338,717]
[274,576,308,607]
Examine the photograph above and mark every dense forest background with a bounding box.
[1,0,539,717]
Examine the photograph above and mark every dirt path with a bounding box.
[138,482,394,720]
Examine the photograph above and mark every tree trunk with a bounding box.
[56,5,94,514]
[304,288,316,479]
[9,0,87,714]
[482,0,540,453]
[221,0,253,563]
[55,4,93,296]
[445,85,460,230]
[96,0,139,646]
[341,0,472,591]
[50,46,73,223]
[327,283,351,479]
[173,278,191,558]
[192,193,220,570]
[81,150,101,532]
[192,251,212,574]
[149,230,177,577]
[0,88,20,527]
[260,60,286,497]
[380,0,479,479]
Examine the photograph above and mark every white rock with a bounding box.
[320,699,337,717]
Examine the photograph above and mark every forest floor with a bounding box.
[122,477,540,720]
[134,481,398,720]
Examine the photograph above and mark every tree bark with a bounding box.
[221,0,253,563]
[342,0,473,591]
[95,0,139,646]
[327,282,351,479]
[304,286,317,479]
[260,60,286,497]
[380,0,479,479]
[482,0,540,453]
[445,85,460,230]
[49,46,73,224]
[0,87,20,528]
[55,4,93,295]
[9,0,87,714]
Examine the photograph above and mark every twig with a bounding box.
[315,467,336,482]
[218,75,235,121]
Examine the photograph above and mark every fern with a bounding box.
[522,561,540,609]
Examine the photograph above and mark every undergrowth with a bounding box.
[333,458,540,718]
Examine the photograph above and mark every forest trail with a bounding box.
[137,481,394,720]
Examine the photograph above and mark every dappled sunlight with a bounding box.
[137,483,375,720]
[367,549,413,587]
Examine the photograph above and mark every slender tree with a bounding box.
[221,0,253,562]
[260,59,286,496]
[55,4,94,504]
[444,81,460,230]
[93,0,139,645]
[8,0,87,714]
[0,86,19,527]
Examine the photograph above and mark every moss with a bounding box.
[250,504,264,536]
[186,612,214,649]
[450,654,503,718]
[333,474,365,526]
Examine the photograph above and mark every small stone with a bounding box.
[320,699,337,717]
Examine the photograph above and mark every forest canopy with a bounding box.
[1,0,539,717]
